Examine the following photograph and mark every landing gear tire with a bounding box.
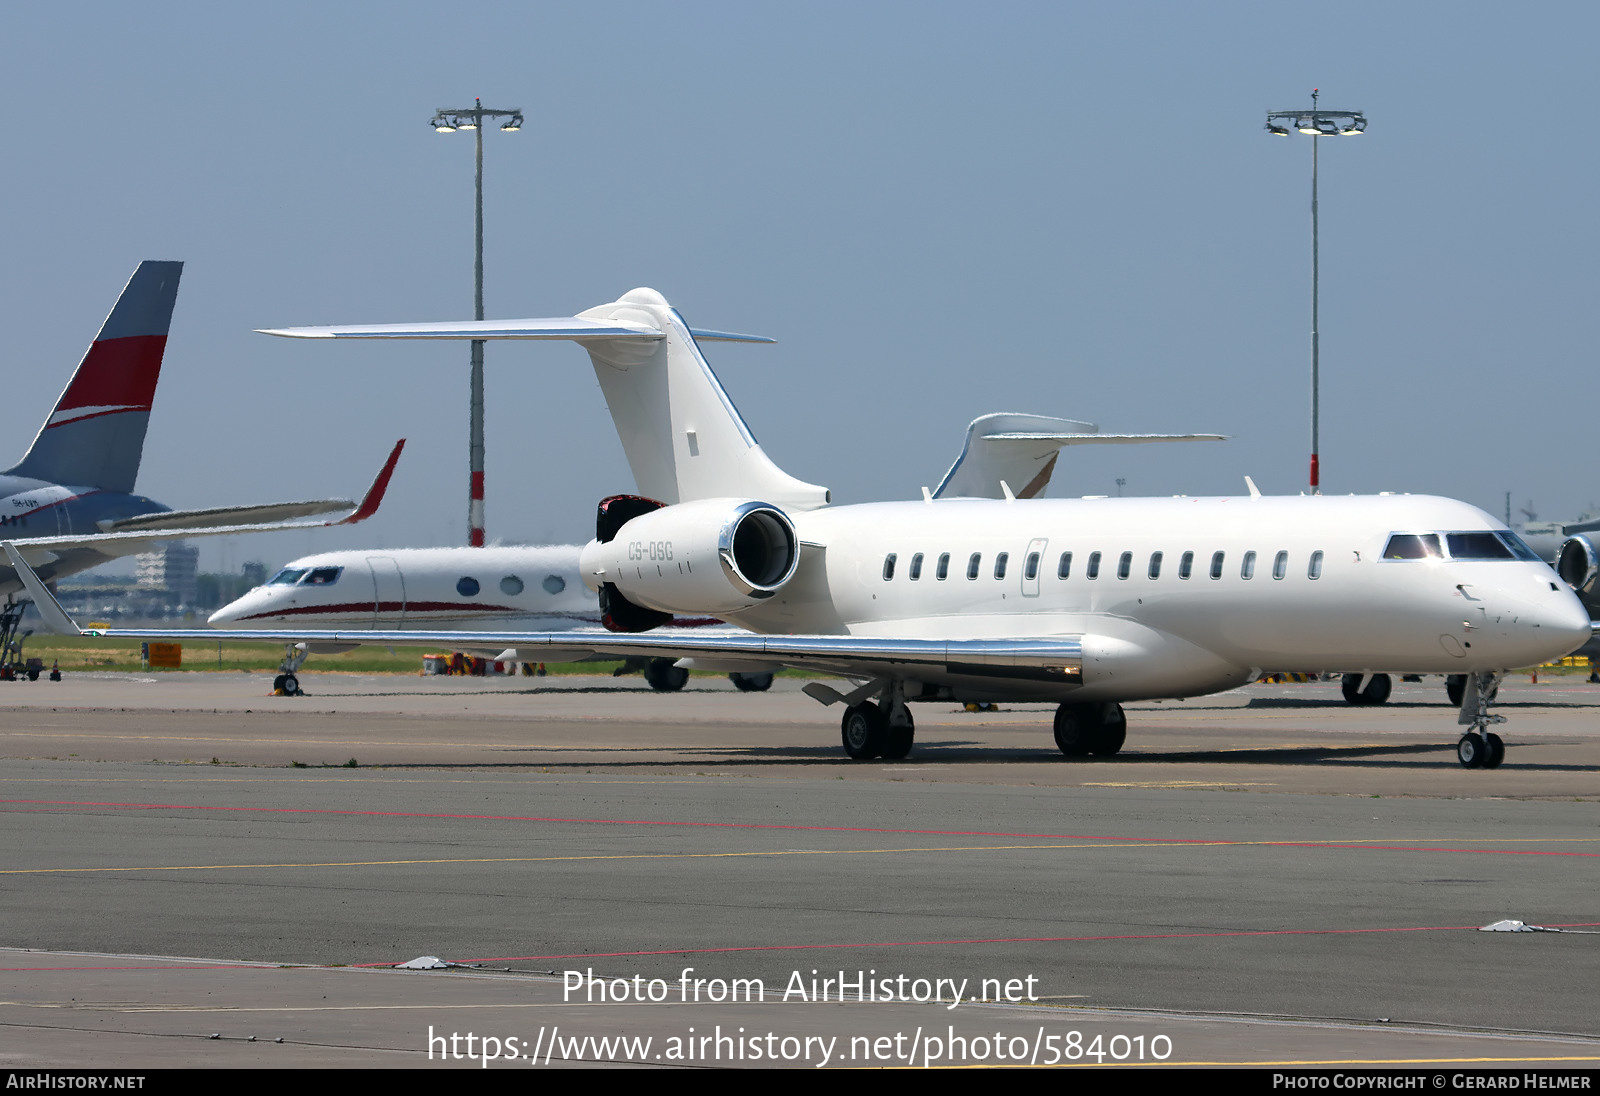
[729,671,773,692]
[1342,673,1392,705]
[1054,703,1125,758]
[1054,705,1090,756]
[643,658,689,692]
[1457,732,1487,769]
[883,716,915,761]
[272,674,287,693]
[1484,732,1505,769]
[841,701,887,760]
[1093,708,1127,756]
[1446,674,1495,707]
[283,674,300,696]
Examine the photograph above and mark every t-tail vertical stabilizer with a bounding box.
[6,261,183,493]
[574,289,829,510]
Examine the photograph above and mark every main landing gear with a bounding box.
[1341,673,1392,705]
[1052,702,1126,758]
[641,657,689,692]
[632,659,773,692]
[840,683,914,760]
[1454,670,1506,769]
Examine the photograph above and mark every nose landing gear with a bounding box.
[273,643,309,697]
[1455,671,1505,769]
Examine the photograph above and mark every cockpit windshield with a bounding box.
[1382,534,1442,559]
[267,568,307,586]
[1384,531,1545,562]
[1444,532,1513,560]
[303,567,343,585]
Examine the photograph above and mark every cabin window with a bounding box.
[1117,551,1132,579]
[882,553,897,581]
[909,552,924,580]
[967,553,982,580]
[1057,551,1072,579]
[304,567,343,586]
[1210,551,1225,579]
[1308,550,1324,579]
[1241,551,1257,580]
[457,576,481,597]
[1087,551,1102,579]
[1272,551,1288,580]
[501,575,524,596]
[1148,551,1163,579]
[543,574,566,594]
[1025,552,1040,580]
[994,552,1009,580]
[268,568,307,586]
[937,553,950,580]
[1382,533,1442,560]
[1179,551,1194,579]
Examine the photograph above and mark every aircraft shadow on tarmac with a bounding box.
[375,738,1596,771]
[1244,697,1600,710]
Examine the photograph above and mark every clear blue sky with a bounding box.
[2,1,1592,573]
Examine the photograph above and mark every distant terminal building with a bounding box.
[135,541,199,605]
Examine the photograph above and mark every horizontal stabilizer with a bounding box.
[259,318,774,345]
[936,412,1226,500]
[259,317,664,341]
[983,431,1227,446]
[262,288,821,510]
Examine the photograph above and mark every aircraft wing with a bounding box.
[2,439,403,558]
[4,547,1081,685]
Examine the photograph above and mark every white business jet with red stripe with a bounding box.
[13,288,1591,768]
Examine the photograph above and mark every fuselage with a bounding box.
[209,545,600,631]
[0,473,170,596]
[702,493,1590,701]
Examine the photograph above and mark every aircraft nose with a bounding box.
[208,595,252,625]
[1543,588,1594,656]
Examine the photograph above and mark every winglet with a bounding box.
[335,439,404,525]
[3,543,86,635]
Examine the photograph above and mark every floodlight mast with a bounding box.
[1265,90,1366,495]
[428,98,524,547]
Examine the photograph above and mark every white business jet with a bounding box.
[12,288,1591,769]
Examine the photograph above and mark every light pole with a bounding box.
[430,98,523,547]
[1265,90,1366,495]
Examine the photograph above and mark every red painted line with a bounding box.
[3,799,1598,858]
[236,601,526,620]
[0,964,274,972]
[377,921,1600,967]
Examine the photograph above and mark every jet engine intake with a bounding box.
[1556,535,1599,595]
[578,498,799,616]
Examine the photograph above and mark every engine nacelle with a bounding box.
[1557,535,1600,595]
[579,498,800,616]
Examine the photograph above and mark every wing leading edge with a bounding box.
[1,439,403,556]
